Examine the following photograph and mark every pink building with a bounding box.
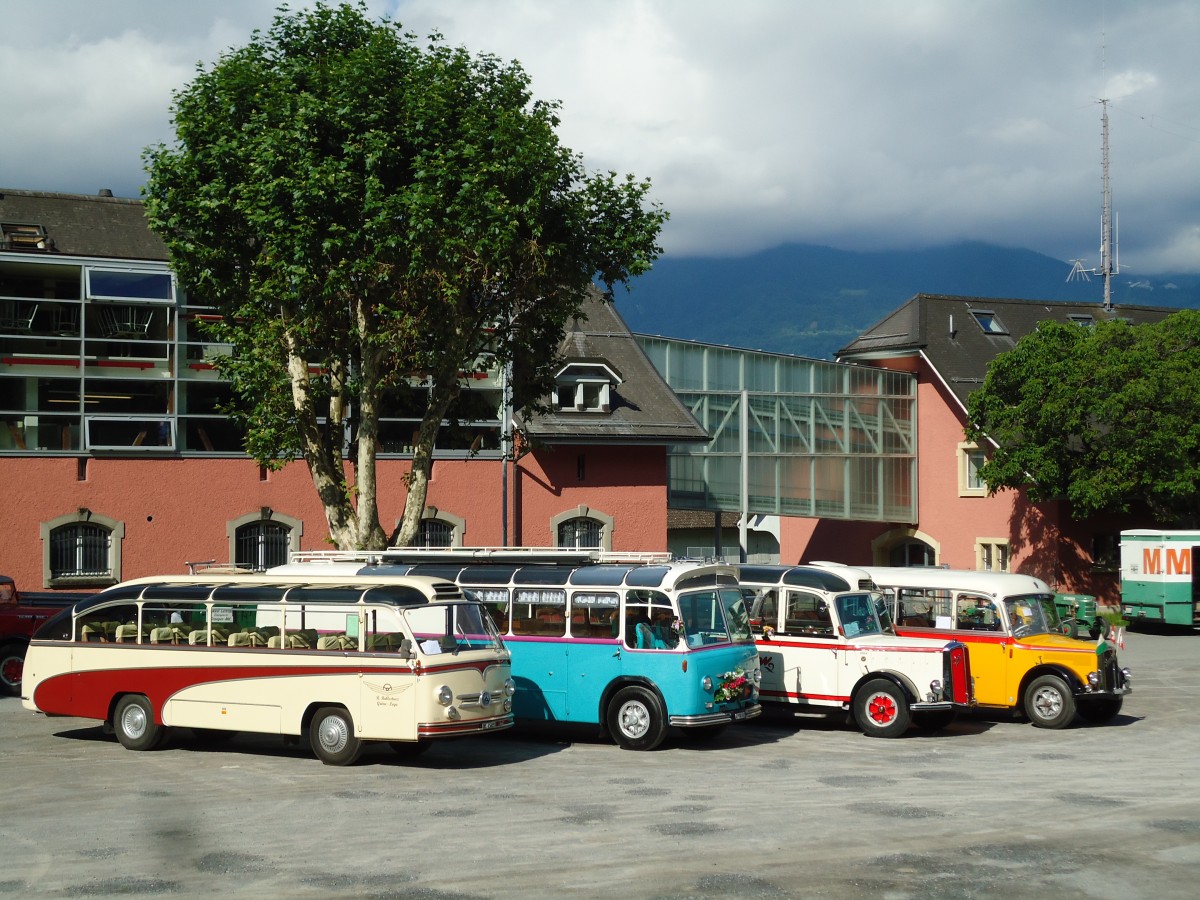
[1,189,705,590]
[832,294,1177,602]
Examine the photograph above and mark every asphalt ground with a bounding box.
[2,627,1197,900]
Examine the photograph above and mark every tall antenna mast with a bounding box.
[1065,98,1121,308]
[1098,97,1117,311]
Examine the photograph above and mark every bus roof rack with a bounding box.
[287,547,674,566]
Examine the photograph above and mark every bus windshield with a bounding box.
[1005,594,1060,637]
[835,592,885,638]
[678,587,753,647]
[403,602,504,655]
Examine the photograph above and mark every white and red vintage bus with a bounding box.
[21,573,514,765]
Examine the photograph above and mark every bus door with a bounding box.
[563,590,620,719]
[781,589,840,703]
[508,587,569,721]
[619,590,680,699]
[358,606,418,740]
[949,591,1012,708]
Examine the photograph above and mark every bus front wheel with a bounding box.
[1024,674,1076,729]
[309,707,363,766]
[607,686,667,751]
[853,678,911,738]
[113,694,166,751]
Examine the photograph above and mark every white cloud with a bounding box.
[2,0,1198,272]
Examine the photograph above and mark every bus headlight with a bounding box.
[503,678,516,698]
[437,684,454,706]
[928,678,942,699]
[1087,671,1100,688]
[701,675,714,693]
[751,669,762,685]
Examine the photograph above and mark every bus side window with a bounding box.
[898,589,934,627]
[956,593,1000,630]
[784,591,832,637]
[749,589,778,629]
[511,590,566,637]
[77,604,137,642]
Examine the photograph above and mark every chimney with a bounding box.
[98,189,113,197]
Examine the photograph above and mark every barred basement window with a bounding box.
[417,519,453,547]
[50,522,112,579]
[235,521,292,572]
[557,516,602,549]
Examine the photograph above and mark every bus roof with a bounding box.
[275,549,736,592]
[736,563,876,593]
[823,565,1052,595]
[68,573,466,614]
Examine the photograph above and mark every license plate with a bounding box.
[480,720,497,730]
[732,710,748,721]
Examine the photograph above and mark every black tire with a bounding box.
[309,707,363,766]
[853,678,911,738]
[911,709,957,732]
[1024,673,1076,729]
[0,643,25,697]
[113,694,166,751]
[1077,695,1123,724]
[607,686,667,751]
[389,740,431,757]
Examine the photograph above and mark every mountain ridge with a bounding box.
[619,241,1200,359]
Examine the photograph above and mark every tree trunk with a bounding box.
[284,335,359,549]
[394,373,460,546]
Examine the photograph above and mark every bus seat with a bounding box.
[365,633,395,651]
[636,622,654,649]
[318,634,346,650]
[287,629,318,649]
[229,632,257,647]
[267,635,285,648]
[149,626,176,644]
[114,624,142,643]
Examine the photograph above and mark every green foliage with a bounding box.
[142,2,666,547]
[965,310,1200,525]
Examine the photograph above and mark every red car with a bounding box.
[1,575,87,696]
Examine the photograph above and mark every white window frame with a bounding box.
[958,442,987,497]
[976,538,1010,573]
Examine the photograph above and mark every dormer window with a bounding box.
[555,361,621,413]
[1,222,55,252]
[970,310,1008,335]
[1068,313,1095,326]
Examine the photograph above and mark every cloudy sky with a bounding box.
[3,1,1198,273]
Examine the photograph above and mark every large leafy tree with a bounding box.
[143,2,666,549]
[965,309,1200,526]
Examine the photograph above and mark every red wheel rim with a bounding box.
[867,691,896,725]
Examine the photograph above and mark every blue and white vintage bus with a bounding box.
[271,549,762,750]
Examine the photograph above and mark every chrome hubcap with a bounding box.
[618,701,650,739]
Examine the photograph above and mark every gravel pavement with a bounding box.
[2,627,1197,899]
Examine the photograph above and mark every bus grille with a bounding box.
[1099,648,1122,690]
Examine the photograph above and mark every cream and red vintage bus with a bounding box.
[21,573,515,765]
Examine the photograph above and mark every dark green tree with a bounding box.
[965,309,1200,526]
[143,2,666,549]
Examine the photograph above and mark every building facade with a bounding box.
[1,189,706,589]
